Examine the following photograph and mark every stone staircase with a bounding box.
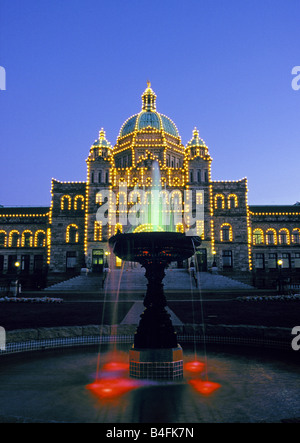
[44,267,254,292]
[44,274,103,292]
[197,272,253,291]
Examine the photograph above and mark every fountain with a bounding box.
[109,231,201,380]
[108,159,201,379]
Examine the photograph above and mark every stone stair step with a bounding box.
[44,269,253,292]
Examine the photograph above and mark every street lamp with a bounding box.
[212,250,218,274]
[277,259,283,294]
[14,261,21,296]
[104,251,110,268]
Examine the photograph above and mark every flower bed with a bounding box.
[0,297,63,304]
[237,294,300,302]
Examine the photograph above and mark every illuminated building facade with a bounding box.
[0,83,299,289]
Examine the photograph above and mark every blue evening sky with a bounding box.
[0,0,299,206]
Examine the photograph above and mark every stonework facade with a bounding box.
[0,84,299,290]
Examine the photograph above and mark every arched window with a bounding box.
[129,190,142,204]
[94,221,102,241]
[278,228,290,245]
[74,195,85,211]
[0,231,7,247]
[21,230,33,247]
[228,194,238,209]
[114,223,123,235]
[220,223,233,242]
[116,191,127,205]
[66,224,79,243]
[214,194,225,210]
[292,228,300,244]
[176,223,184,233]
[196,220,204,239]
[171,190,182,225]
[9,231,20,248]
[96,192,104,205]
[34,230,46,247]
[253,228,264,245]
[61,195,72,211]
[266,228,277,245]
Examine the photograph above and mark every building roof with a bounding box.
[0,207,50,217]
[249,204,300,214]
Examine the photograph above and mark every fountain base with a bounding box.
[129,345,183,380]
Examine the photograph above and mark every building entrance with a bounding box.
[92,249,104,273]
[195,248,207,272]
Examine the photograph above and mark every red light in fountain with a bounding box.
[102,362,129,372]
[87,378,139,400]
[189,379,221,395]
[185,361,205,373]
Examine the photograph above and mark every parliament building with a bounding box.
[1,83,300,290]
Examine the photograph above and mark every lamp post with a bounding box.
[102,251,110,288]
[277,259,283,294]
[104,251,109,268]
[14,261,21,296]
[211,250,218,275]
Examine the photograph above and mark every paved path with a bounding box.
[120,301,184,325]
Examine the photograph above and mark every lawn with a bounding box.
[0,299,299,330]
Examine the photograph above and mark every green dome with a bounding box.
[120,111,179,138]
[92,128,111,148]
[187,128,207,148]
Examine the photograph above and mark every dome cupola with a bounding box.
[89,128,111,159]
[118,83,180,139]
[141,81,157,111]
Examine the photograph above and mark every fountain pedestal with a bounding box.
[130,260,183,380]
[109,232,201,380]
[129,347,183,380]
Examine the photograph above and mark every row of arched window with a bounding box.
[0,226,83,247]
[214,194,239,210]
[0,230,47,248]
[60,195,85,211]
[66,224,80,243]
[252,228,300,245]
[96,189,194,206]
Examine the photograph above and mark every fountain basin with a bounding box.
[0,345,298,423]
[109,231,201,265]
